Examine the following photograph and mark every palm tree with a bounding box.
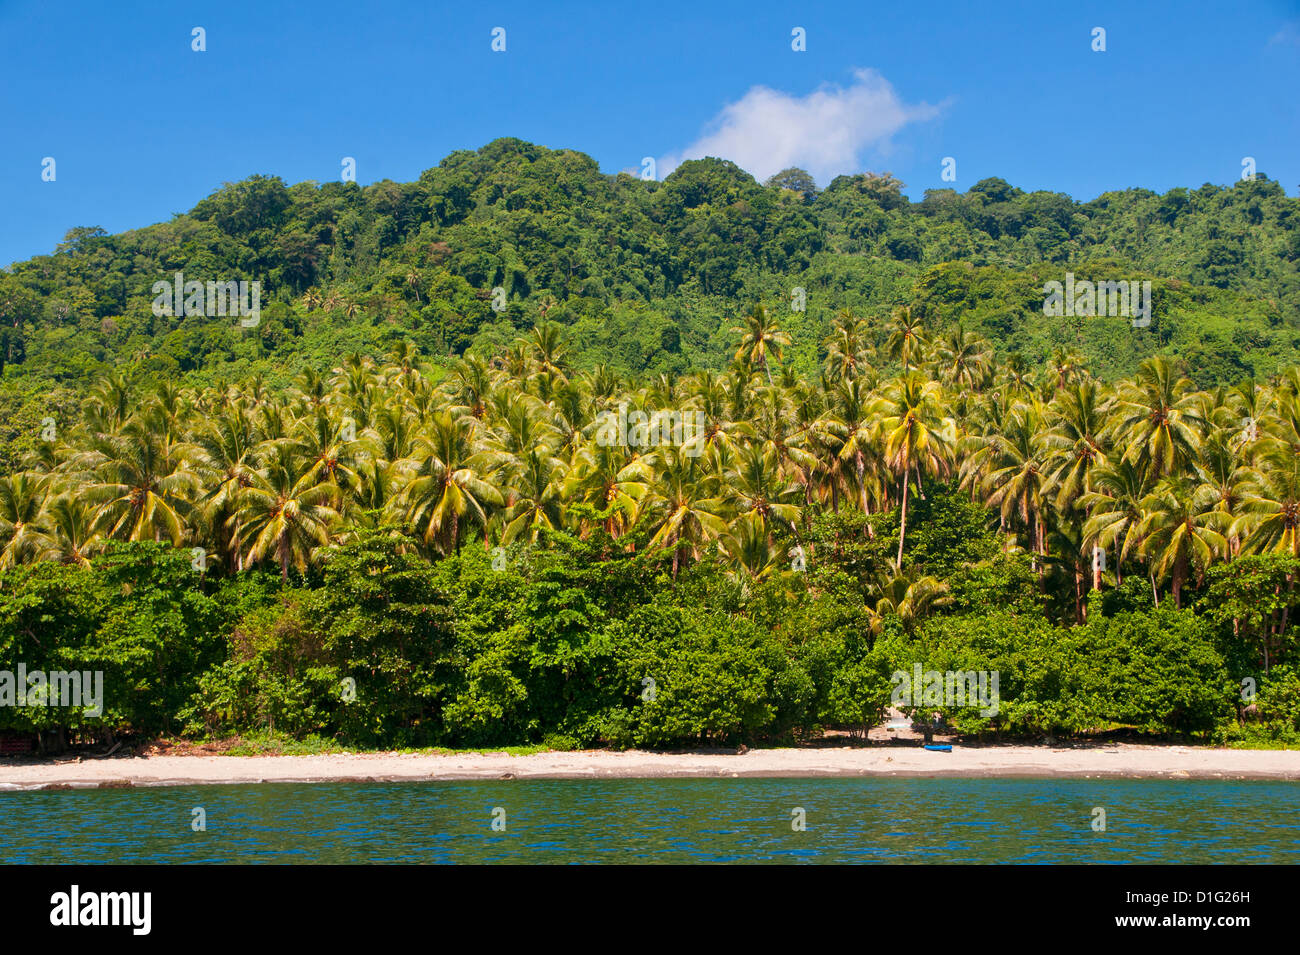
[188,405,261,571]
[500,447,566,543]
[718,511,787,584]
[352,457,400,524]
[878,373,953,570]
[646,447,729,578]
[1232,447,1300,558]
[293,409,362,511]
[866,572,952,635]
[1113,356,1205,479]
[405,270,422,304]
[81,411,197,545]
[36,495,100,567]
[1228,448,1300,670]
[82,371,134,436]
[388,340,421,390]
[296,367,328,409]
[236,443,339,582]
[447,355,495,421]
[486,391,555,468]
[982,400,1054,567]
[1048,348,1085,392]
[823,309,868,382]
[1136,476,1229,608]
[1002,353,1035,397]
[826,376,885,517]
[884,305,928,372]
[686,371,755,463]
[723,442,803,536]
[1195,431,1254,554]
[584,364,622,403]
[0,472,49,569]
[1046,523,1095,622]
[935,323,992,390]
[1046,380,1110,515]
[732,304,790,384]
[529,322,570,379]
[1080,459,1152,586]
[565,442,652,539]
[402,411,502,554]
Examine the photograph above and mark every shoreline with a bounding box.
[3,743,1300,790]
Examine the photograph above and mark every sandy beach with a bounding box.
[2,744,1298,790]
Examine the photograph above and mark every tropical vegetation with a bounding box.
[2,138,1299,750]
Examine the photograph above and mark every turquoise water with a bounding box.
[2,777,1298,863]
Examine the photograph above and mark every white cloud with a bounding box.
[657,68,943,186]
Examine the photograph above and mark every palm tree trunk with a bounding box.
[896,467,910,572]
[1274,573,1296,675]
[1036,518,1045,574]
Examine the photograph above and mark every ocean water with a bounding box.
[2,777,1297,864]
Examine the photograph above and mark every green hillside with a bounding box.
[2,137,1297,409]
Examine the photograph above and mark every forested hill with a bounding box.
[2,136,1298,404]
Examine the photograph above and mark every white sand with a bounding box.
[2,744,1298,790]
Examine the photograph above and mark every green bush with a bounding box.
[599,605,790,747]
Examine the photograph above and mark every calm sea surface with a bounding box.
[2,777,1298,864]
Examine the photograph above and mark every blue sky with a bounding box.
[2,0,1298,267]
